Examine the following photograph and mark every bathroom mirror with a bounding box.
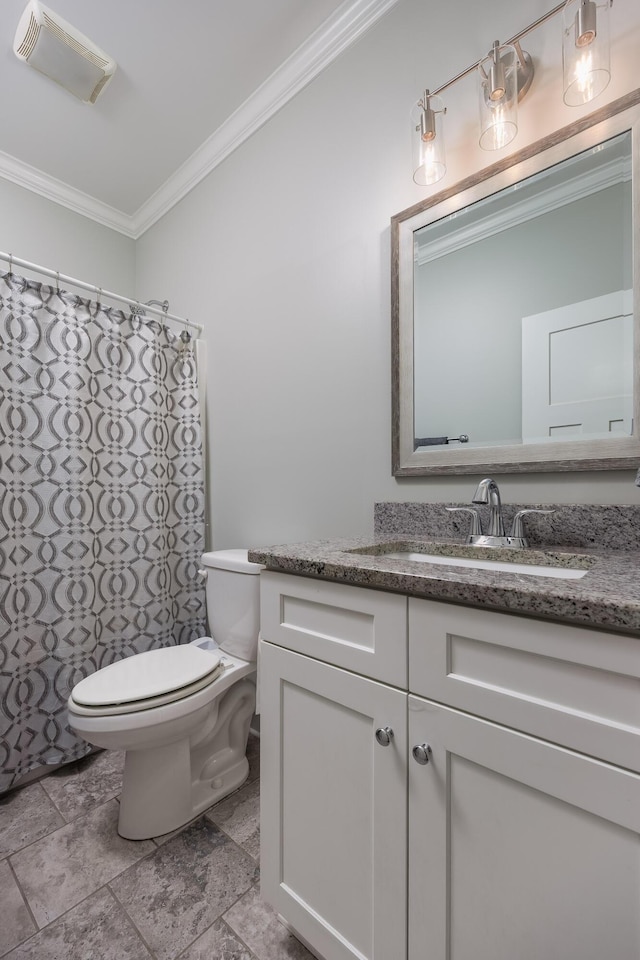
[391,89,640,476]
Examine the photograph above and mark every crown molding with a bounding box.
[0,148,136,238]
[415,154,631,266]
[131,0,400,236]
[0,0,400,240]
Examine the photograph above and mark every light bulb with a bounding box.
[411,92,446,185]
[562,0,610,106]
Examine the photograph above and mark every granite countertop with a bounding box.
[248,530,640,637]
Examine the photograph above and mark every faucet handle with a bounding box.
[510,509,555,542]
[446,506,482,541]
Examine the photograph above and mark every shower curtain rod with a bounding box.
[0,250,202,335]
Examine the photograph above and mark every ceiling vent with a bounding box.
[13,0,116,104]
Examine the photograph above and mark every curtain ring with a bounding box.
[8,253,13,276]
[55,271,60,294]
[96,287,102,308]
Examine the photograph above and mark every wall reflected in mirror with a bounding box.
[413,130,632,452]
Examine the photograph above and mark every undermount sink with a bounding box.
[381,550,587,579]
[349,542,595,580]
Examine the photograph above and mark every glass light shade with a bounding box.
[478,43,518,151]
[562,0,610,106]
[411,94,446,186]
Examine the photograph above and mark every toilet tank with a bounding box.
[200,549,263,661]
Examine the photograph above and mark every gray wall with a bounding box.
[0,178,135,293]
[127,0,640,547]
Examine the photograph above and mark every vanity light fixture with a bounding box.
[411,90,447,185]
[479,42,522,151]
[562,0,611,105]
[412,0,612,183]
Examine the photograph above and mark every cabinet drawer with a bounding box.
[260,571,407,686]
[409,599,640,772]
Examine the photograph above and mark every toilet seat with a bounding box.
[70,645,225,717]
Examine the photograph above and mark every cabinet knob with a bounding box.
[412,743,432,765]
[375,726,394,747]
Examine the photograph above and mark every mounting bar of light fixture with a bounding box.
[429,2,571,98]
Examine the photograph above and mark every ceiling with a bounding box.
[0,0,398,236]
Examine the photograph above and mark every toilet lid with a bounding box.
[72,646,224,708]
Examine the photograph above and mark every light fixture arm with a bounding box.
[417,88,447,140]
[426,0,612,100]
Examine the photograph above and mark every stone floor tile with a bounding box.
[10,799,155,928]
[246,734,260,783]
[152,813,203,847]
[178,917,255,960]
[0,857,36,955]
[41,749,125,822]
[1,887,153,960]
[206,779,260,862]
[0,783,64,860]
[110,817,258,960]
[224,886,314,960]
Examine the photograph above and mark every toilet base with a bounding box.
[118,749,251,840]
[116,677,256,840]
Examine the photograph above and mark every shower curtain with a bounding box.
[0,270,207,793]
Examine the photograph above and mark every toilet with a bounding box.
[67,549,263,840]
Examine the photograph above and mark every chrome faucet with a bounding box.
[472,477,505,537]
[446,477,554,548]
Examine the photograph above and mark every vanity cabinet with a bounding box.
[260,572,640,960]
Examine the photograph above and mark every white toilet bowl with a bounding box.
[67,550,262,840]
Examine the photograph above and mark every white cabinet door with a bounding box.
[260,640,407,960]
[408,697,640,960]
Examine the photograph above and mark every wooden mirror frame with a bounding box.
[391,89,640,476]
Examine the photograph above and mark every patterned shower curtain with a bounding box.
[0,270,207,793]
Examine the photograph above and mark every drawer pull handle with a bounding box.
[412,743,432,765]
[375,726,394,747]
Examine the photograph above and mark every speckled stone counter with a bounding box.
[248,502,640,636]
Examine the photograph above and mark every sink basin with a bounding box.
[348,542,594,580]
[380,551,588,579]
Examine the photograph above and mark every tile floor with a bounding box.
[0,736,314,960]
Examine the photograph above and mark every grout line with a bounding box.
[170,914,259,960]
[38,780,69,823]
[5,794,116,863]
[217,915,260,960]
[7,857,38,927]
[220,884,263,960]
[1,858,39,958]
[2,788,67,861]
[4,882,120,948]
[105,886,158,959]
[201,818,261,866]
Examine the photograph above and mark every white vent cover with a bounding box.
[13,0,116,104]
